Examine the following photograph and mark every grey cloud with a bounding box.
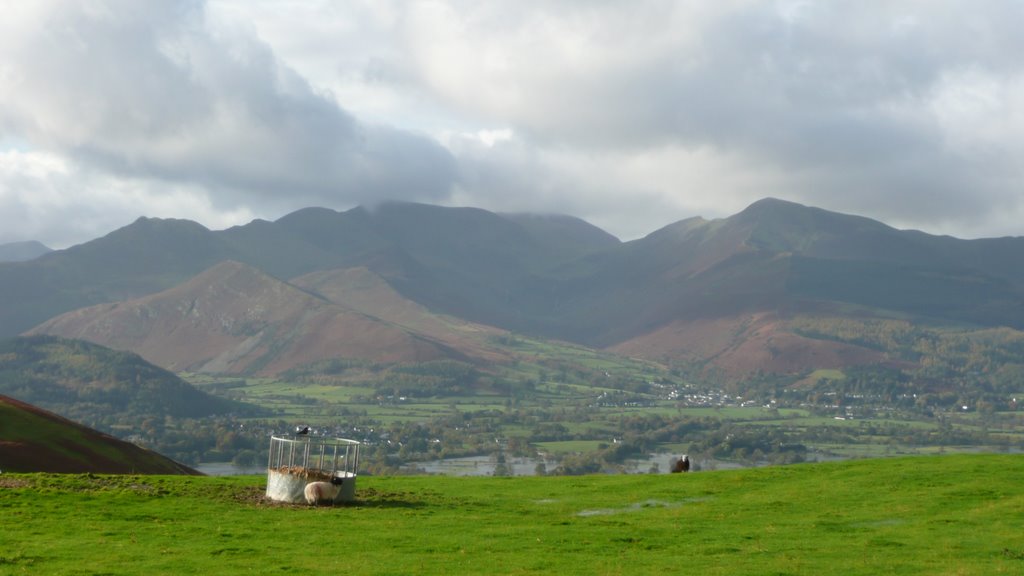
[0,1,456,213]
[447,133,697,241]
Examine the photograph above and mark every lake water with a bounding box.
[404,455,559,476]
[198,456,714,477]
[196,462,266,476]
[199,452,840,477]
[405,453,756,476]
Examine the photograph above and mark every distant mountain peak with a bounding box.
[727,197,898,255]
[501,211,621,247]
[274,206,341,221]
[0,240,52,263]
[742,197,807,211]
[127,215,211,230]
[735,197,891,230]
[646,215,711,237]
[734,197,822,225]
[97,215,217,249]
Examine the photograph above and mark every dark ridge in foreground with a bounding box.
[0,394,201,475]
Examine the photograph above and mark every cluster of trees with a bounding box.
[120,416,268,466]
[686,318,1024,414]
[791,317,1024,395]
[280,358,372,384]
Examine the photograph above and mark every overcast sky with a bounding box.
[2,1,1024,248]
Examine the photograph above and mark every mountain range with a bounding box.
[7,198,1024,381]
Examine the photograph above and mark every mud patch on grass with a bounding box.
[577,497,711,517]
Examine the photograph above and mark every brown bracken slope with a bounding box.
[609,311,887,378]
[27,261,475,375]
[0,395,199,474]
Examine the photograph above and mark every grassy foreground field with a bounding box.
[1,455,1022,575]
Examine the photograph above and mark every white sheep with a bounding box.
[304,477,344,506]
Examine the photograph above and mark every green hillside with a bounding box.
[0,336,243,420]
[1,455,1021,574]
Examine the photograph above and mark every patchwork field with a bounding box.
[188,367,1021,466]
[1,455,1022,575]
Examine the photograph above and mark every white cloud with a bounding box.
[0,150,255,248]
[929,68,1024,156]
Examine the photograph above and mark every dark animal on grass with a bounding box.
[295,426,310,435]
[670,455,690,473]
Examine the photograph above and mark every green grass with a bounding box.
[805,368,847,382]
[2,455,1022,575]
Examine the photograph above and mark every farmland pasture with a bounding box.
[185,366,1018,472]
[180,325,1024,472]
[1,455,1022,575]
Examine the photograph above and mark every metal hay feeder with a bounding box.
[265,435,360,504]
